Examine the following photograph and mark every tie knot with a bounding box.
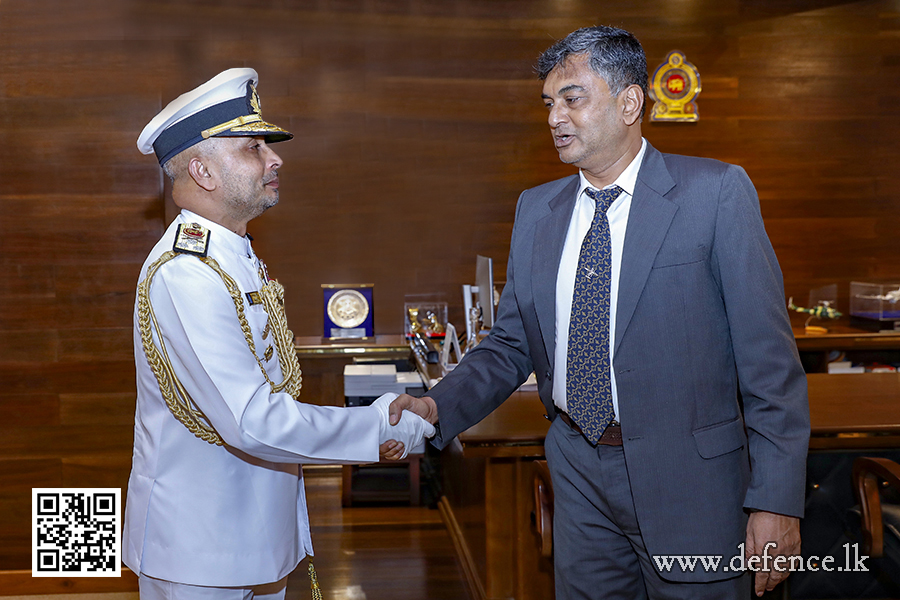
[585,185,623,213]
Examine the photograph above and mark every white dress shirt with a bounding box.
[553,138,647,419]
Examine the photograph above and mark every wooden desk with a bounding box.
[439,394,553,600]
[294,334,410,358]
[440,373,900,600]
[294,335,423,505]
[793,324,900,352]
[341,454,421,507]
[451,373,900,449]
[808,372,900,448]
[793,322,900,372]
[294,335,411,406]
[294,326,900,401]
[452,391,550,457]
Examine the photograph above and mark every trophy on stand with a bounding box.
[404,300,450,386]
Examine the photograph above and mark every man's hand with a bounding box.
[379,394,439,461]
[388,394,439,426]
[379,440,404,460]
[745,511,801,596]
[370,393,435,460]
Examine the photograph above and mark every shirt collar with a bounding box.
[179,209,253,257]
[577,137,647,200]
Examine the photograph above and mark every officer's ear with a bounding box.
[188,157,217,192]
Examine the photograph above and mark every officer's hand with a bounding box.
[370,393,435,459]
[379,440,405,460]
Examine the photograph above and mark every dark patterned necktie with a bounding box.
[566,185,623,444]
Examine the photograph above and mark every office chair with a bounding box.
[852,456,900,584]
[532,459,553,558]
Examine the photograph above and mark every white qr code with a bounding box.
[32,488,121,577]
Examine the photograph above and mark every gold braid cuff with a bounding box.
[137,251,303,446]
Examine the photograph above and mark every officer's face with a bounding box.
[214,136,283,222]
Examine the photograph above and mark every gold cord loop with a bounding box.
[137,251,303,446]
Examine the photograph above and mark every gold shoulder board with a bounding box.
[173,223,211,257]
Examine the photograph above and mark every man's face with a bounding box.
[213,136,283,222]
[541,54,628,174]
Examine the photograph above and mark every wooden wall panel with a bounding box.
[0,459,62,569]
[0,396,60,428]
[0,0,898,576]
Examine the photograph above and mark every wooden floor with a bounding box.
[0,467,471,600]
[288,467,472,600]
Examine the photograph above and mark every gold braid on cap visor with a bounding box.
[201,114,263,139]
[137,252,303,446]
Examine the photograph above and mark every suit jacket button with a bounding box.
[546,371,552,380]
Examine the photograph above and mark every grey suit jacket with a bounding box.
[428,142,810,582]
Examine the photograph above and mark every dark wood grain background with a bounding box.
[1,0,897,571]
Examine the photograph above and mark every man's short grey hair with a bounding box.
[161,154,184,183]
[536,26,648,118]
[161,137,228,183]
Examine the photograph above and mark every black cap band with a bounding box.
[151,82,291,165]
[153,96,249,165]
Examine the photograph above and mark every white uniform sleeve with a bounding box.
[146,255,381,465]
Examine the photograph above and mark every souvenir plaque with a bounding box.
[322,284,374,340]
[649,50,701,122]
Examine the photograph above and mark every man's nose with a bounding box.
[548,103,567,128]
[264,145,283,170]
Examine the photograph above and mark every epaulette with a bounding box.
[173,223,211,257]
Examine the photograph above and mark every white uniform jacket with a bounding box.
[123,210,380,586]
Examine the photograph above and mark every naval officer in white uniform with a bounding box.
[124,68,434,600]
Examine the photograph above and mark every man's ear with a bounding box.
[188,157,217,192]
[621,84,644,126]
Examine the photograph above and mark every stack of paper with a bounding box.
[827,361,865,374]
[344,364,424,397]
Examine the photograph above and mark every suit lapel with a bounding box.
[615,145,678,353]
[532,177,579,366]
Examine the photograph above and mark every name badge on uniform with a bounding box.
[173,223,211,257]
[246,291,262,306]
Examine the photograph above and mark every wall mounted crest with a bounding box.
[649,50,701,122]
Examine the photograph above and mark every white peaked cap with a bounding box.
[137,68,292,165]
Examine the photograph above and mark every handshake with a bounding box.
[369,393,439,460]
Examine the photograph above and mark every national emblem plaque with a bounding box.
[649,50,701,122]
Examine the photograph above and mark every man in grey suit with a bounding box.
[388,26,809,599]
